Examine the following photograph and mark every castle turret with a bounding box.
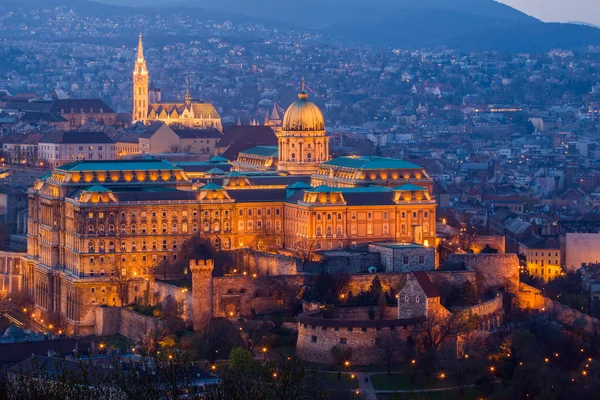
[190,259,214,331]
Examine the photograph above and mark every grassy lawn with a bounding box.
[371,373,448,391]
[376,387,483,400]
[318,372,359,390]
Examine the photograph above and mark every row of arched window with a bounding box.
[87,239,179,253]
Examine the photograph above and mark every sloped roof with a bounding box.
[239,145,278,157]
[218,125,277,160]
[40,131,114,144]
[49,99,115,114]
[58,159,179,172]
[174,128,222,139]
[200,182,225,190]
[395,184,427,191]
[204,167,225,175]
[412,271,440,298]
[84,185,111,193]
[322,156,423,170]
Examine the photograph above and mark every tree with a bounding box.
[229,347,255,371]
[368,275,383,297]
[481,244,498,253]
[330,345,353,380]
[195,318,243,363]
[414,308,470,351]
[295,239,319,267]
[377,332,403,375]
[110,271,134,307]
[208,355,327,400]
[240,319,273,352]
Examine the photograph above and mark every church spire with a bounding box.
[185,77,192,104]
[137,32,144,62]
[271,104,280,121]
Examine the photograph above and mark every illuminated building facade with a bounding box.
[23,77,437,335]
[276,82,329,175]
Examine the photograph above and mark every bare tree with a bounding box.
[377,331,404,375]
[109,272,134,307]
[252,215,280,253]
[414,308,471,351]
[240,319,273,352]
[0,291,15,314]
[295,239,319,267]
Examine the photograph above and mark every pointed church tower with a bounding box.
[133,33,149,123]
[266,103,282,134]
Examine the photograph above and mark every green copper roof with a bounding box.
[287,181,312,189]
[59,159,180,172]
[240,146,278,157]
[322,156,422,170]
[225,171,247,177]
[307,185,390,193]
[204,167,226,175]
[84,185,111,193]
[208,155,230,163]
[394,184,427,191]
[200,182,225,190]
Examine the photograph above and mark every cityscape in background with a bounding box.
[0,1,599,399]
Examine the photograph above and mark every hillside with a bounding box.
[12,0,600,52]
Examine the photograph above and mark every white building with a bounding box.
[38,131,116,167]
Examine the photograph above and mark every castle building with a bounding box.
[132,34,222,131]
[22,75,438,334]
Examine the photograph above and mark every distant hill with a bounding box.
[12,0,600,52]
[161,0,600,52]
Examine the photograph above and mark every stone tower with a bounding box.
[132,33,149,123]
[190,259,214,331]
[277,79,329,175]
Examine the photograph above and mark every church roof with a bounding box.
[148,102,220,119]
[323,156,423,170]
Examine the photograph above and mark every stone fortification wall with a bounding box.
[296,310,416,365]
[95,307,163,341]
[446,253,519,294]
[211,275,307,317]
[151,280,193,322]
[518,283,600,334]
[368,244,435,273]
[461,295,504,330]
[461,235,506,253]
[237,250,299,276]
[321,251,381,274]
[427,270,477,290]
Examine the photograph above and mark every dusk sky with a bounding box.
[499,0,600,26]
